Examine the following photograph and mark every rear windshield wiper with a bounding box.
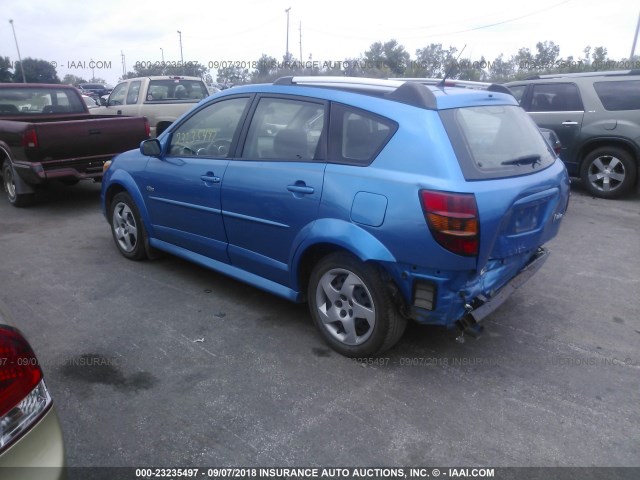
[501,154,541,167]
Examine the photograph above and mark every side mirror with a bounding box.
[100,97,107,106]
[141,139,162,157]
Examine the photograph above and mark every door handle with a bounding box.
[117,110,122,115]
[287,184,314,194]
[561,121,578,126]
[201,173,221,183]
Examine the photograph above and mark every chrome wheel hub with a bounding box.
[588,155,625,192]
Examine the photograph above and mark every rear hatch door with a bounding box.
[440,104,570,271]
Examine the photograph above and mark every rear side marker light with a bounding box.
[413,282,436,310]
[420,190,479,257]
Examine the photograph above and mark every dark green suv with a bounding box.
[506,70,640,199]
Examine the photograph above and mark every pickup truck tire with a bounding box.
[580,147,636,199]
[109,192,148,261]
[2,162,35,207]
[308,252,406,357]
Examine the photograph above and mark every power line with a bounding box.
[305,0,574,41]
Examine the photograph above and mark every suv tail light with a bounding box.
[144,117,150,138]
[420,190,479,256]
[0,325,52,451]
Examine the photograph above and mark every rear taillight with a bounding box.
[0,326,52,451]
[22,127,38,149]
[420,190,479,257]
[144,117,150,138]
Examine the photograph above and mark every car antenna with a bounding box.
[438,44,467,88]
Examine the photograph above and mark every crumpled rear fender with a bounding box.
[289,218,397,291]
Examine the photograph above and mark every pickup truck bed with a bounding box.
[0,83,149,206]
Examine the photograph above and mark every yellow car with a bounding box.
[0,300,65,478]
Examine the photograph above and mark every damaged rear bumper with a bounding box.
[453,247,549,340]
[469,247,549,323]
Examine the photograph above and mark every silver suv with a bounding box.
[506,70,640,198]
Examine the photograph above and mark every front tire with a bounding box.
[2,161,34,207]
[308,252,406,357]
[580,147,636,199]
[109,192,148,260]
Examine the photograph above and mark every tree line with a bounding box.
[0,39,633,86]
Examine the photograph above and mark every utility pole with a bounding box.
[631,11,640,60]
[299,21,302,64]
[121,51,126,78]
[177,30,184,66]
[285,8,291,62]
[160,47,164,63]
[9,20,26,83]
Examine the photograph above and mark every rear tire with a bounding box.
[109,192,148,260]
[580,147,636,199]
[2,162,35,207]
[308,252,406,357]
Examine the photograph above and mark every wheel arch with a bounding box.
[1,146,35,196]
[103,171,153,235]
[291,219,398,299]
[0,143,13,163]
[577,137,639,168]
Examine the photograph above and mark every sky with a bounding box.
[2,0,639,86]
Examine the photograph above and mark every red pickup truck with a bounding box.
[0,83,149,207]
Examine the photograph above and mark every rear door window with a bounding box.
[593,80,640,110]
[328,103,397,166]
[440,105,557,180]
[240,97,326,161]
[529,83,583,112]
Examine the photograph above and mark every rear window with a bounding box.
[440,105,557,180]
[0,88,85,115]
[593,80,640,111]
[146,79,208,102]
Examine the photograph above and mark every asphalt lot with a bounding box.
[0,179,638,468]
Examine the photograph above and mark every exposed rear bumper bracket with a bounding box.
[455,248,548,343]
[471,247,549,323]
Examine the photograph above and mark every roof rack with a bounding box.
[390,77,513,96]
[274,76,404,88]
[523,69,640,80]
[273,76,437,109]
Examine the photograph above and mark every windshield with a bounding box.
[440,105,556,180]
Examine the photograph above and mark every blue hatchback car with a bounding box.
[101,76,570,357]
